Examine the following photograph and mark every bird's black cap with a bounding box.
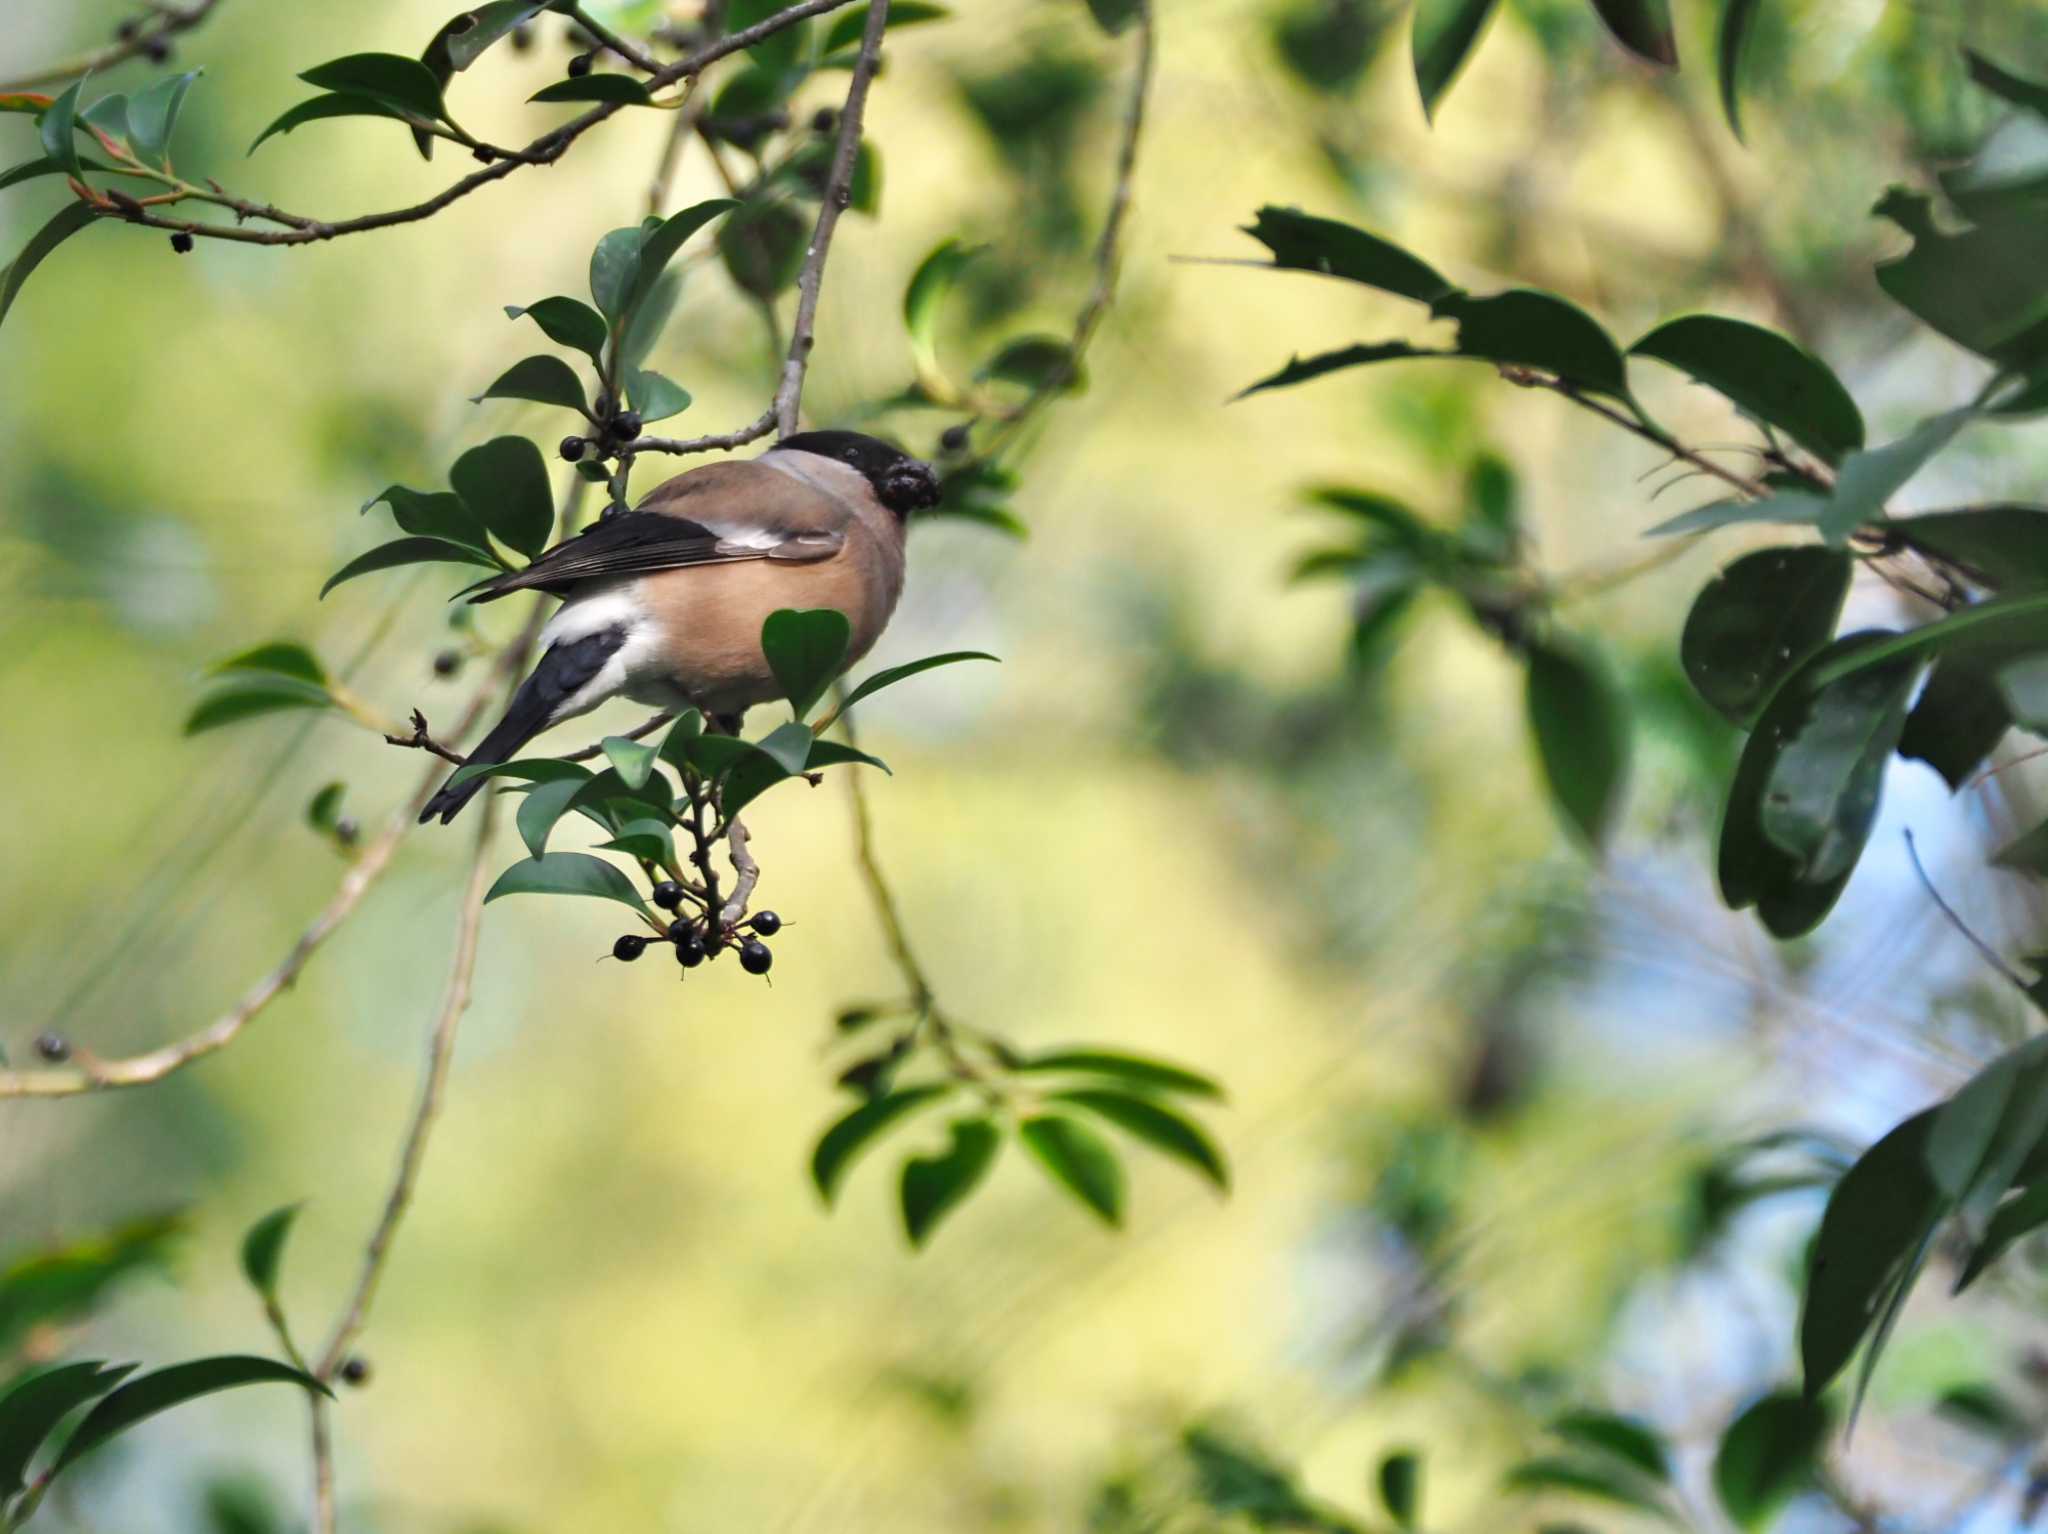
[777,430,941,516]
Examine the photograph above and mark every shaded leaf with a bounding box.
[1958,1181,2048,1290]
[1436,288,1632,401]
[125,70,202,168]
[625,367,690,423]
[1550,1411,1671,1482]
[1630,315,1864,464]
[1047,1088,1229,1190]
[185,681,332,734]
[624,198,736,323]
[320,536,499,598]
[37,80,84,178]
[763,608,853,720]
[238,1205,300,1301]
[471,354,588,413]
[506,295,608,366]
[589,223,646,322]
[299,53,447,121]
[1890,506,2048,591]
[981,334,1083,393]
[444,757,592,789]
[1899,658,2010,790]
[1587,0,1677,66]
[305,782,345,832]
[249,93,408,153]
[1525,637,1631,848]
[1717,0,1764,138]
[1238,342,1431,398]
[1681,547,1851,725]
[904,238,979,369]
[1020,1115,1124,1226]
[515,775,587,858]
[1755,654,1921,884]
[1379,1450,1421,1530]
[1873,189,2048,370]
[1713,1393,1831,1531]
[366,485,494,554]
[1241,206,1457,305]
[719,198,808,299]
[450,435,556,557]
[484,851,649,913]
[824,0,949,52]
[1412,0,1500,118]
[1502,1457,1676,1521]
[813,1085,952,1203]
[900,1118,1001,1247]
[0,1362,136,1501]
[48,1358,330,1482]
[0,201,100,334]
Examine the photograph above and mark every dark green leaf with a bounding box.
[1800,1108,1944,1397]
[0,201,100,333]
[0,1362,135,1501]
[1801,588,2048,689]
[980,334,1083,393]
[589,223,646,322]
[1379,1450,1421,1530]
[238,1204,301,1301]
[516,775,587,857]
[471,354,589,413]
[830,651,999,717]
[444,756,592,790]
[1587,0,1677,66]
[1083,0,1141,34]
[1926,1036,2048,1237]
[1681,547,1851,725]
[804,738,890,773]
[1550,1411,1670,1482]
[1890,507,2048,592]
[1713,1393,1830,1531]
[763,608,853,720]
[320,536,500,598]
[1717,0,1764,138]
[619,270,681,371]
[1412,0,1500,119]
[1899,659,2010,790]
[1958,1181,2048,1290]
[299,53,446,120]
[1630,316,1863,464]
[1238,342,1431,398]
[125,70,201,168]
[210,641,327,688]
[1242,206,1457,305]
[443,1,550,70]
[184,681,333,734]
[1049,1088,1227,1190]
[1873,189,2048,370]
[506,295,609,366]
[531,73,654,104]
[367,485,495,554]
[81,91,129,139]
[1937,1383,2028,1435]
[1525,637,1630,849]
[1966,50,2048,118]
[656,709,706,769]
[714,737,797,819]
[813,1085,952,1202]
[754,720,816,775]
[306,782,345,832]
[900,1118,1001,1247]
[37,79,84,177]
[1436,288,1632,401]
[0,1213,184,1356]
[625,368,691,423]
[249,93,408,153]
[1020,1115,1124,1226]
[0,153,118,191]
[450,435,556,558]
[624,198,735,323]
[1012,1048,1224,1099]
[48,1358,330,1482]
[1502,1457,1676,1521]
[824,0,948,53]
[724,0,814,68]
[719,198,808,299]
[484,851,649,913]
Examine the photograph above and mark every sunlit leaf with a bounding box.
[1713,1393,1830,1531]
[238,1204,301,1302]
[1020,1115,1124,1226]
[1046,1088,1229,1190]
[450,435,556,557]
[763,608,853,721]
[813,1085,953,1203]
[505,295,609,366]
[1411,0,1499,119]
[484,851,649,913]
[900,1118,1001,1247]
[48,1358,330,1482]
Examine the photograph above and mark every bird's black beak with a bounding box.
[881,458,942,515]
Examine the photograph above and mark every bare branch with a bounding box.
[562,3,662,73]
[719,819,760,926]
[384,708,466,766]
[0,0,224,94]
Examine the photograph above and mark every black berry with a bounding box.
[940,423,970,453]
[739,939,774,975]
[339,1356,371,1387]
[613,934,647,962]
[749,910,782,936]
[432,649,461,677]
[170,231,195,254]
[559,435,587,462]
[676,933,707,968]
[117,18,141,40]
[472,146,495,163]
[143,35,171,62]
[566,50,594,77]
[334,817,361,847]
[667,918,694,941]
[510,21,534,51]
[611,411,642,443]
[811,107,838,134]
[652,880,684,911]
[35,1033,70,1063]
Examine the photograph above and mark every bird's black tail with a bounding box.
[419,628,627,824]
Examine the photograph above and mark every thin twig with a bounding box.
[1902,828,2035,996]
[0,0,223,94]
[1509,371,1772,501]
[562,3,662,73]
[80,0,862,247]
[383,709,466,766]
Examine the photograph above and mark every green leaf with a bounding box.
[442,1,549,70]
[1411,0,1500,119]
[300,53,446,120]
[1437,288,1633,401]
[724,0,815,68]
[600,735,660,790]
[763,608,853,721]
[471,354,589,414]
[306,782,345,832]
[1241,206,1457,306]
[484,851,649,913]
[753,720,816,775]
[1800,1108,1944,1397]
[210,641,327,689]
[1047,1088,1228,1190]
[450,435,556,558]
[48,1358,330,1482]
[1083,0,1141,33]
[367,485,495,554]
[0,153,119,191]
[589,224,647,323]
[1755,647,1920,883]
[1802,588,2048,689]
[656,709,706,769]
[1958,1181,2048,1290]
[1587,0,1677,66]
[1681,547,1851,725]
[899,1118,1001,1247]
[1012,1048,1224,1100]
[813,1085,953,1202]
[1717,0,1764,138]
[1899,658,2010,790]
[37,79,84,177]
[980,334,1083,393]
[0,1362,136,1501]
[1926,1036,2048,1237]
[238,1204,301,1302]
[824,0,948,53]
[1873,189,2048,370]
[625,368,691,423]
[320,536,500,598]
[125,70,202,168]
[444,756,592,790]
[829,650,998,718]
[1525,637,1630,849]
[0,1213,185,1357]
[184,681,333,734]
[804,738,890,774]
[1378,1450,1421,1530]
[0,201,100,334]
[1550,1411,1670,1482]
[1238,342,1431,398]
[1502,1457,1677,1521]
[532,72,655,105]
[904,239,980,369]
[1890,506,2048,592]
[515,775,587,858]
[619,270,681,372]
[249,94,408,153]
[1020,1115,1124,1226]
[1966,49,2048,118]
[506,295,609,367]
[1630,316,1863,464]
[624,198,736,325]
[1713,1393,1831,1531]
[718,198,808,299]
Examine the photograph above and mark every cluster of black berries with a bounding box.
[610,886,781,978]
[560,400,643,467]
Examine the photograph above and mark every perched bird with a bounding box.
[420,430,940,824]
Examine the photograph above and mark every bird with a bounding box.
[419,429,940,824]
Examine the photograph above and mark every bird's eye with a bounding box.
[843,449,859,462]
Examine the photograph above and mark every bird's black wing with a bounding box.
[463,511,770,602]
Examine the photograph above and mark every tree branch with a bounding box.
[561,3,662,74]
[0,0,224,94]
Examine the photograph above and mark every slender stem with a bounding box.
[562,3,662,72]
[839,710,933,1012]
[0,0,223,94]
[1512,372,1771,501]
